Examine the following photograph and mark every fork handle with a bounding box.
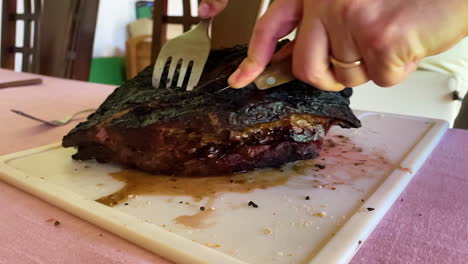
[198,18,212,29]
[192,18,212,37]
[10,109,50,124]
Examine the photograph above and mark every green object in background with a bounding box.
[89,57,126,86]
[136,1,154,19]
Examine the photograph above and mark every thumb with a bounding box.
[198,0,229,18]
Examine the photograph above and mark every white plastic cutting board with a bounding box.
[0,111,447,264]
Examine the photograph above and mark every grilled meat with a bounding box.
[62,43,361,176]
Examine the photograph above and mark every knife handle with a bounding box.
[253,57,295,90]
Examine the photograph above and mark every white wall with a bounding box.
[92,0,138,57]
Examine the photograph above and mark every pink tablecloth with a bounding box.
[1,69,467,264]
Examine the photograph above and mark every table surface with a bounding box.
[1,69,467,264]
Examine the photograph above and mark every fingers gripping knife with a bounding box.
[152,19,212,91]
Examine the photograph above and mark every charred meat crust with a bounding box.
[62,43,361,176]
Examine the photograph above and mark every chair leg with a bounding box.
[182,0,192,32]
[1,0,17,70]
[31,0,42,73]
[151,0,168,62]
[23,0,33,72]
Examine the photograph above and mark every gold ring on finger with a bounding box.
[329,56,362,68]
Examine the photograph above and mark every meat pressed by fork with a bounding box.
[62,43,361,176]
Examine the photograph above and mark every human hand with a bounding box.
[199,0,468,91]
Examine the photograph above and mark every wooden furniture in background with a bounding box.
[1,0,99,81]
[38,0,99,81]
[1,0,41,72]
[126,34,153,79]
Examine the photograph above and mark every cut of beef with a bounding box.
[62,43,361,176]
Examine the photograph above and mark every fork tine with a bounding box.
[152,56,169,88]
[166,58,180,88]
[152,19,212,89]
[186,61,205,91]
[177,61,190,88]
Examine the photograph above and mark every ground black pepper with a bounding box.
[248,201,258,208]
[367,208,375,211]
[54,220,60,226]
[200,206,205,211]
[305,196,310,200]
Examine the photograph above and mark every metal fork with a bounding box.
[152,19,212,91]
[11,108,96,126]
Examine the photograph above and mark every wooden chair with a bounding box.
[151,0,272,62]
[125,34,153,79]
[1,0,99,81]
[1,0,41,73]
